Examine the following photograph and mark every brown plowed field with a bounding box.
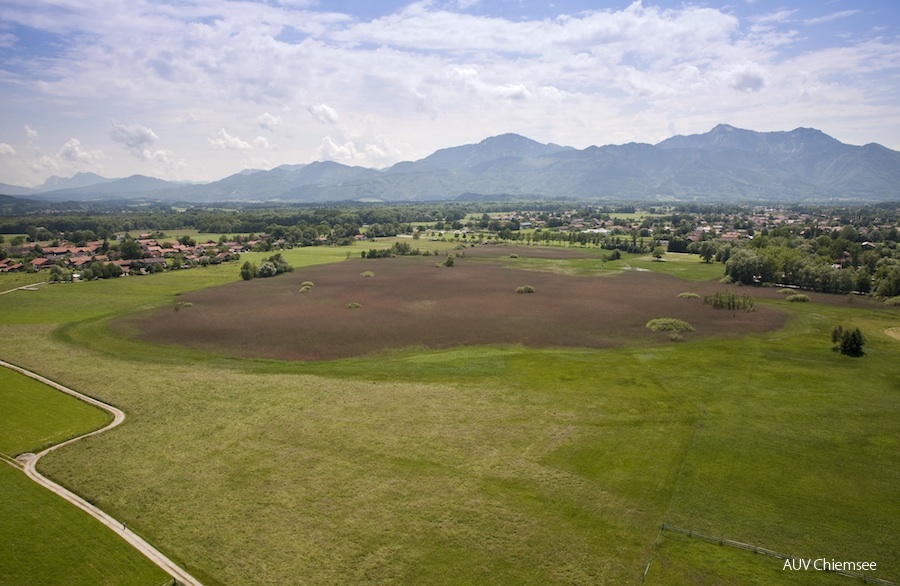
[121,251,786,361]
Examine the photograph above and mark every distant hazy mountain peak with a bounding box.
[416,133,568,170]
[4,125,897,203]
[39,171,113,191]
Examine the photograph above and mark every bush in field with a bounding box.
[299,285,312,293]
[442,254,455,268]
[832,325,864,357]
[510,253,519,259]
[346,302,362,309]
[362,241,423,259]
[241,253,292,280]
[240,261,257,280]
[786,293,811,302]
[361,271,374,278]
[257,261,278,278]
[704,290,755,312]
[778,288,796,295]
[677,292,699,299]
[301,281,314,288]
[516,285,535,294]
[885,296,900,306]
[646,318,695,333]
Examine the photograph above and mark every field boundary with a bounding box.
[659,523,895,585]
[0,359,204,586]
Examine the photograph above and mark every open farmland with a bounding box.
[0,242,897,586]
[121,247,785,361]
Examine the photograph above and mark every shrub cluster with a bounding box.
[645,318,695,333]
[704,290,756,312]
[516,285,536,294]
[832,325,864,357]
[362,241,424,259]
[677,292,700,299]
[240,253,293,281]
[346,302,362,309]
[79,261,123,281]
[786,293,811,302]
[299,281,314,293]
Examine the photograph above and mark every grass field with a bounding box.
[485,248,724,280]
[0,368,110,455]
[0,368,167,585]
[0,242,897,585]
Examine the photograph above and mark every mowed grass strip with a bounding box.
[0,366,110,456]
[0,464,168,586]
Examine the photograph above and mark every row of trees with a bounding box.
[361,241,434,259]
[723,246,900,297]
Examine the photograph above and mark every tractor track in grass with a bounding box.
[1,359,203,586]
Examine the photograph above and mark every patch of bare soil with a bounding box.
[118,253,787,361]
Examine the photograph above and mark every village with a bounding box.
[0,233,266,278]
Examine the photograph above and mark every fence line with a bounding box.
[659,523,895,586]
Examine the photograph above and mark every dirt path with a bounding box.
[0,282,45,295]
[1,359,203,586]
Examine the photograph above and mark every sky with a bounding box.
[1,0,899,187]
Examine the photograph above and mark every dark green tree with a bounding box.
[833,326,865,357]
[120,238,144,260]
[699,241,716,263]
[240,261,257,281]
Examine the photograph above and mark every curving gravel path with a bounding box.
[1,359,203,586]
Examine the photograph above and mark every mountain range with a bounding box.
[3,125,898,204]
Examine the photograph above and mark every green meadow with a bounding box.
[0,243,897,585]
[488,250,724,280]
[0,368,110,455]
[0,368,167,585]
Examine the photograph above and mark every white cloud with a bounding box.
[317,135,400,167]
[729,64,767,92]
[750,10,797,26]
[319,136,358,161]
[110,122,159,151]
[0,143,16,156]
[141,148,186,172]
[804,11,862,26]
[59,138,102,163]
[0,0,898,184]
[412,88,440,119]
[209,129,253,151]
[308,104,339,125]
[257,112,282,131]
